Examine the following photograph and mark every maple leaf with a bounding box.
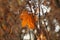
[20,10,36,29]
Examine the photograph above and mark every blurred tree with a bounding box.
[0,0,60,40]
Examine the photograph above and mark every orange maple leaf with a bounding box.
[20,10,36,29]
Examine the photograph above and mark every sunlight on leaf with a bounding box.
[20,10,36,29]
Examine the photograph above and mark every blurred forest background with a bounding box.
[0,0,60,40]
